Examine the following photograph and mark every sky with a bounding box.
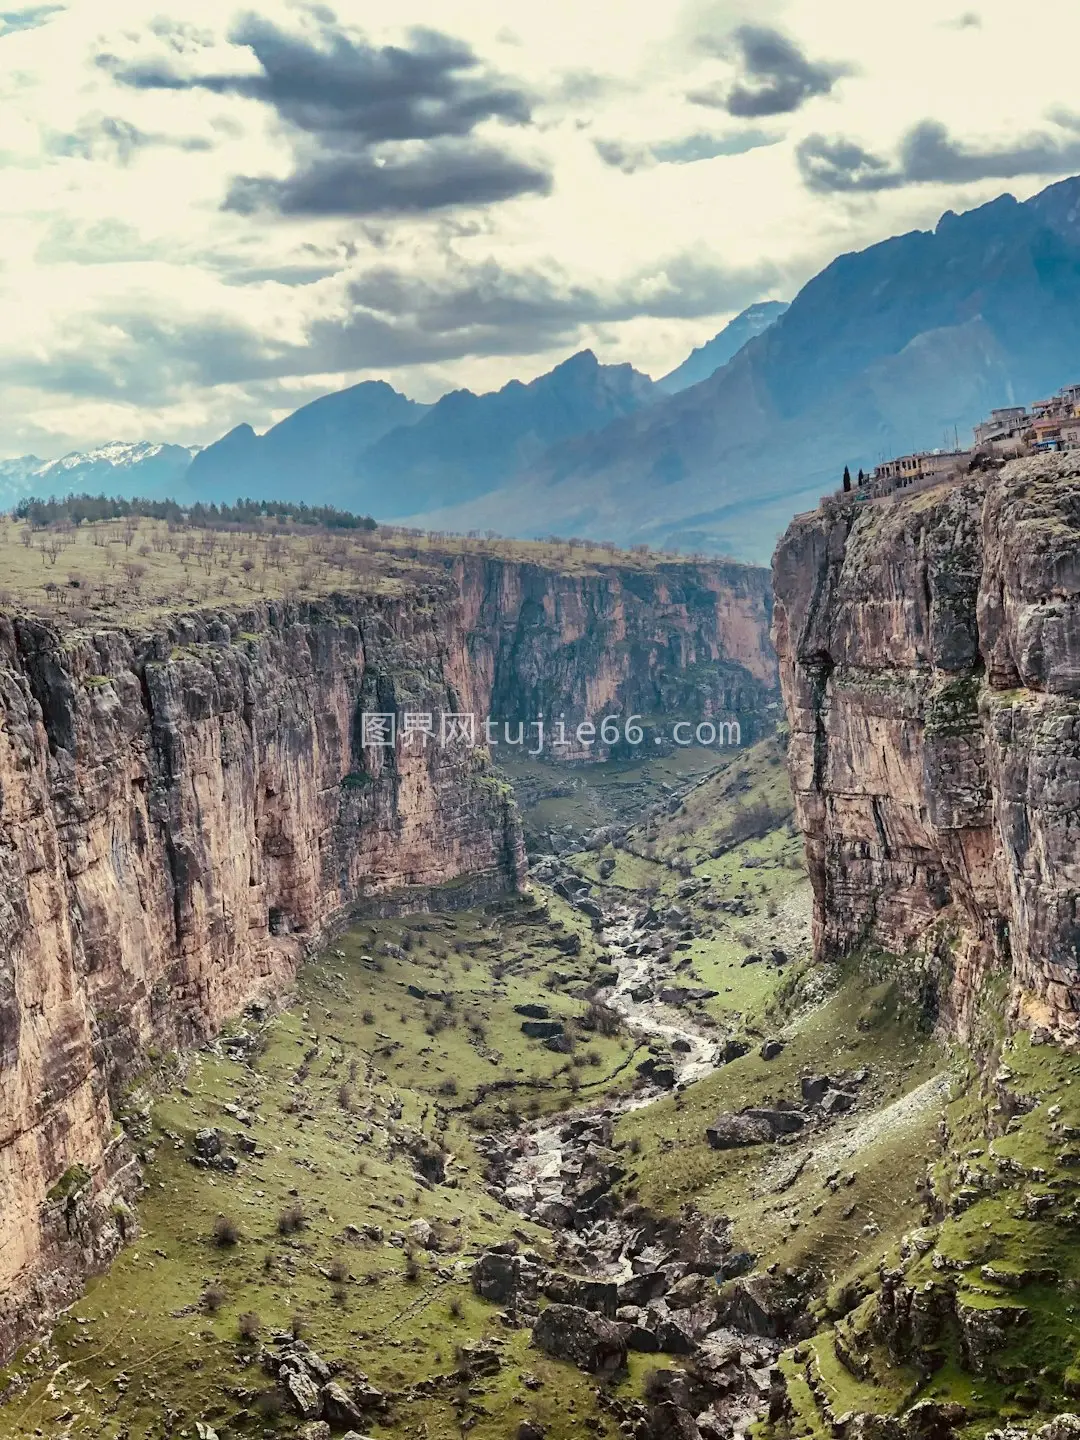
[4,0,1080,458]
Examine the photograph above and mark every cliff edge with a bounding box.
[773,453,1080,1040]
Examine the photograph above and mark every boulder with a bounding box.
[281,1365,323,1420]
[472,1249,542,1304]
[743,1106,807,1136]
[531,1304,627,1373]
[193,1128,221,1158]
[821,1088,856,1115]
[665,1273,712,1310]
[514,1002,551,1020]
[618,1270,670,1308]
[521,1019,565,1040]
[714,1037,750,1065]
[541,1273,619,1317]
[759,1038,785,1060]
[321,1381,364,1428]
[705,1114,772,1150]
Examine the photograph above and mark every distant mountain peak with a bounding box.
[657,300,789,395]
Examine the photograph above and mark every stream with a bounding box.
[475,886,784,1439]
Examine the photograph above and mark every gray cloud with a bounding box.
[224,143,551,217]
[0,252,778,410]
[798,118,1080,193]
[106,16,532,141]
[691,25,850,117]
[595,128,780,173]
[0,4,63,34]
[104,15,548,217]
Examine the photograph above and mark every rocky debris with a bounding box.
[193,1128,220,1158]
[717,1273,808,1339]
[531,1304,627,1373]
[985,1418,1080,1440]
[190,1127,239,1172]
[660,986,718,1005]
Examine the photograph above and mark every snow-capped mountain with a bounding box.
[0,441,200,508]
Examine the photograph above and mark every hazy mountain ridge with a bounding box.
[423,175,1080,560]
[8,176,1080,559]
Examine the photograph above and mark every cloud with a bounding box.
[108,16,533,141]
[691,25,850,118]
[49,116,212,165]
[594,128,780,173]
[104,15,548,217]
[797,118,1080,193]
[0,4,63,34]
[224,143,551,217]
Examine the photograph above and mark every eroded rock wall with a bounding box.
[0,550,775,1351]
[773,454,1080,1039]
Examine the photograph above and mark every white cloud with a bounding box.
[1,0,1080,455]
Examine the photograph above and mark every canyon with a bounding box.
[772,451,1080,1039]
[0,545,775,1363]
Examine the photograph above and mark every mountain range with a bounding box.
[9,174,1080,561]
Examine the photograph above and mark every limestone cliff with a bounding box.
[773,453,1080,1040]
[0,548,775,1354]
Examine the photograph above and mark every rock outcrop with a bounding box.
[773,453,1080,1039]
[0,547,775,1355]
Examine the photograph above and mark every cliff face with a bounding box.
[0,550,775,1353]
[450,555,775,755]
[773,454,1080,1040]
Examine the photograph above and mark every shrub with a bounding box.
[238,1310,261,1341]
[438,1077,459,1097]
[201,1282,227,1313]
[278,1203,307,1235]
[328,1256,350,1283]
[213,1214,240,1247]
[404,1252,422,1282]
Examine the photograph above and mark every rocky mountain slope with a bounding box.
[0,541,775,1360]
[772,452,1080,1040]
[426,175,1080,561]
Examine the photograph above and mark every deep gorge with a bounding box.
[0,548,775,1360]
